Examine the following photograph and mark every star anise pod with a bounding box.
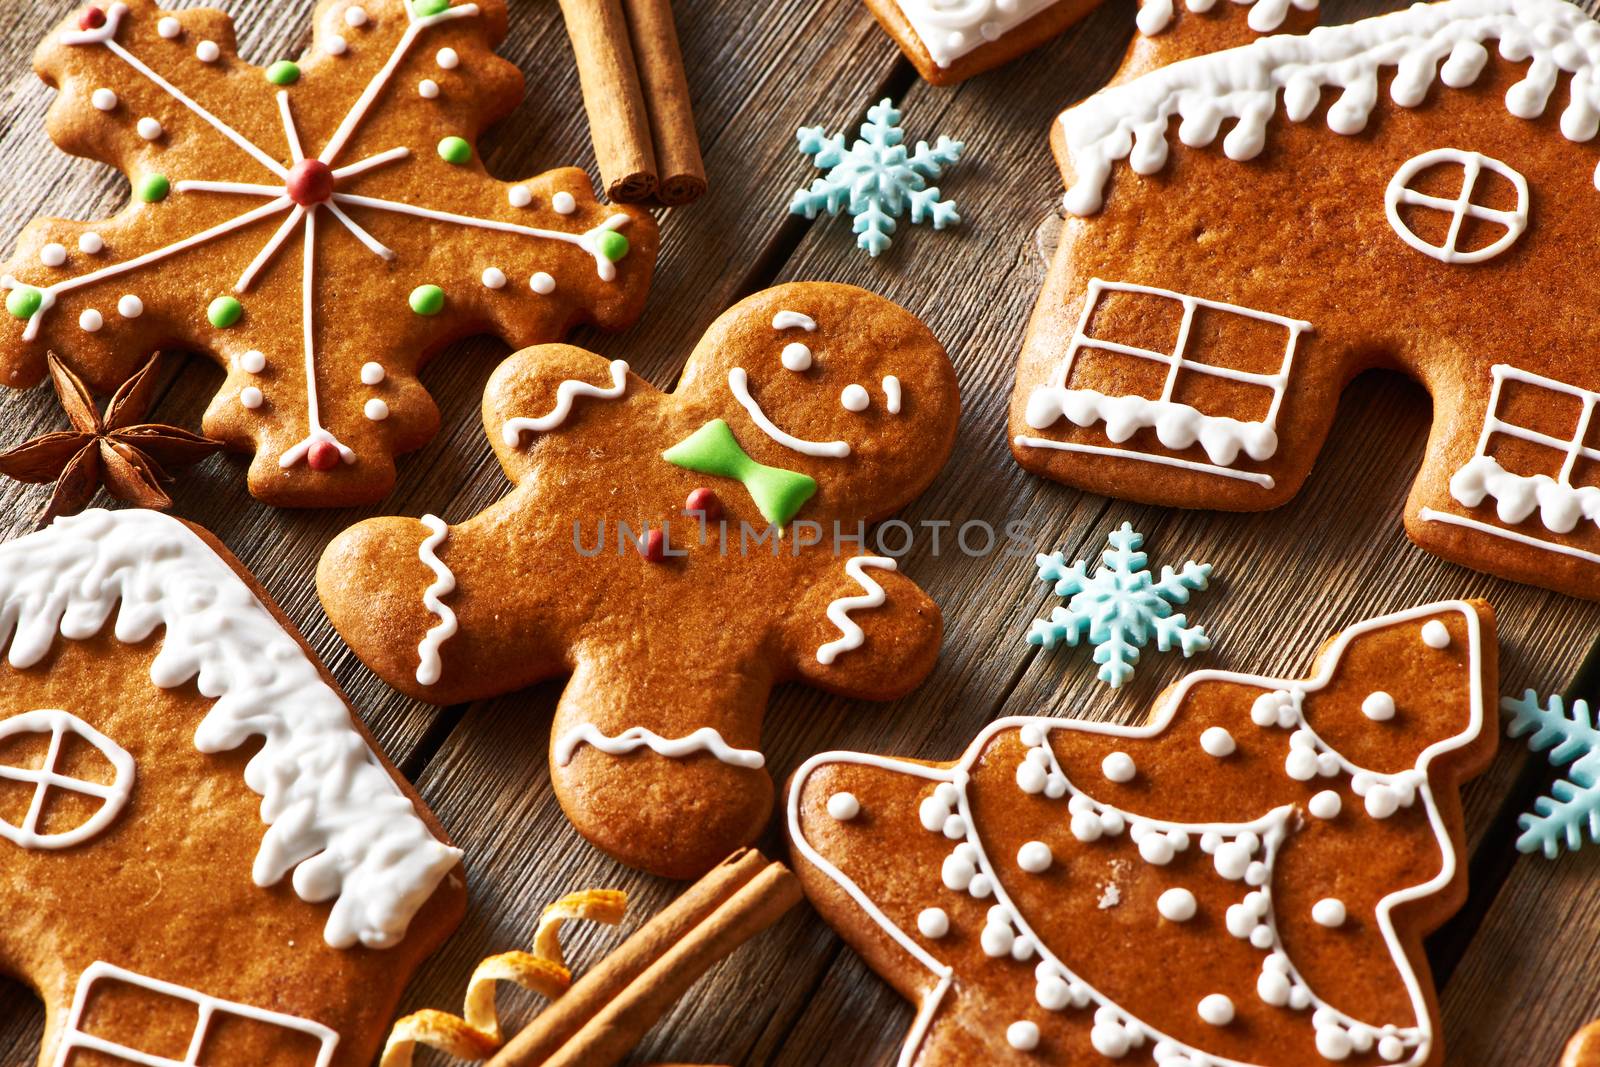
[0,353,223,525]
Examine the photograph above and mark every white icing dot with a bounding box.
[968,873,992,898]
[239,386,263,409]
[1036,975,1071,1011]
[1258,968,1292,1007]
[529,271,555,295]
[345,5,368,27]
[326,34,348,55]
[826,791,859,821]
[1317,1027,1354,1059]
[1102,751,1136,783]
[1070,811,1103,842]
[78,232,103,254]
[781,342,813,372]
[1006,1021,1040,1052]
[1200,725,1235,757]
[1138,831,1175,866]
[157,16,181,38]
[1312,898,1347,927]
[436,47,459,69]
[942,813,966,839]
[916,907,948,938]
[1198,993,1235,1026]
[91,88,118,111]
[481,267,507,289]
[364,398,390,421]
[1091,1023,1131,1057]
[1017,840,1052,873]
[360,361,385,385]
[1214,841,1252,880]
[78,309,102,332]
[239,350,266,374]
[1362,691,1396,721]
[39,243,67,267]
[196,40,220,63]
[552,191,577,214]
[508,184,532,207]
[117,294,143,318]
[1421,619,1451,648]
[136,117,163,141]
[1157,887,1196,922]
[1308,790,1343,819]
[1365,785,1401,819]
[1379,1035,1406,1060]
[1015,758,1047,794]
[841,383,870,412]
[1286,747,1320,781]
[418,78,439,99]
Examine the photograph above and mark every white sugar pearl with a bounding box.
[78,232,103,254]
[781,342,812,372]
[1157,887,1196,922]
[1006,1021,1040,1052]
[1285,747,1320,781]
[826,791,859,821]
[78,308,102,332]
[1200,726,1235,757]
[137,117,163,141]
[481,267,507,289]
[39,243,67,267]
[1309,790,1342,819]
[1036,975,1071,1011]
[360,361,385,385]
[364,398,389,421]
[1138,832,1176,866]
[117,294,143,318]
[552,190,577,214]
[1379,1035,1406,1060]
[1312,898,1347,927]
[1017,840,1052,873]
[1102,751,1136,783]
[1362,691,1396,721]
[1317,1028,1354,1059]
[841,383,869,412]
[239,350,266,374]
[158,16,181,38]
[418,78,439,99]
[239,386,263,409]
[916,907,948,938]
[1258,968,1292,1006]
[1422,619,1450,648]
[196,40,220,63]
[1092,1024,1131,1057]
[980,923,1013,958]
[1070,811,1102,842]
[345,6,368,27]
[436,47,459,69]
[326,34,348,55]
[1366,785,1401,819]
[1214,841,1252,880]
[91,88,118,111]
[1198,993,1235,1026]
[529,271,556,295]
[508,184,532,207]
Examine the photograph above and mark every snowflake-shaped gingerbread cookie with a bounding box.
[0,0,657,506]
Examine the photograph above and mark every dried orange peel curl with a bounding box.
[381,888,628,1067]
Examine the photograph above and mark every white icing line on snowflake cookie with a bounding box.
[415,514,459,687]
[0,509,461,949]
[1059,0,1600,216]
[553,724,766,770]
[728,367,851,458]
[790,601,1486,1066]
[501,359,630,445]
[817,556,897,665]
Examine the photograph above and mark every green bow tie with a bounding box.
[663,419,817,527]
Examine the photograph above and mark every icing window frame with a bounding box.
[1383,148,1529,265]
[0,709,134,851]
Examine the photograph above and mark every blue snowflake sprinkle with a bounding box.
[789,98,963,257]
[1027,523,1213,689]
[1504,689,1600,858]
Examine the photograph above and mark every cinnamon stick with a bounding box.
[487,850,799,1067]
[621,0,706,205]
[557,0,658,202]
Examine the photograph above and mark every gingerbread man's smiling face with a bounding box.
[673,283,960,523]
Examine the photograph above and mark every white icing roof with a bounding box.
[1060,0,1600,215]
[0,509,460,949]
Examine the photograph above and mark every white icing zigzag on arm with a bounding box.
[552,724,766,770]
[816,556,897,665]
[415,514,459,687]
[501,359,630,445]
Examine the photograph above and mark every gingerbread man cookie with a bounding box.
[0,509,466,1067]
[318,282,961,877]
[790,601,1497,1066]
[0,0,657,507]
[1010,0,1600,599]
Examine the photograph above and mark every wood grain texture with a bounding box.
[2,0,1599,1064]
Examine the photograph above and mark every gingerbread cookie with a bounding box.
[317,281,960,878]
[790,601,1497,1065]
[0,508,466,1067]
[0,0,657,507]
[1009,0,1600,600]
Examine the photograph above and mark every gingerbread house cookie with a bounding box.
[790,601,1497,1065]
[1009,0,1600,599]
[0,0,657,507]
[318,281,960,878]
[0,509,466,1066]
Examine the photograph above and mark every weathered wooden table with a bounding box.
[3,0,1599,1063]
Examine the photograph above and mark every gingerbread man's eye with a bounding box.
[781,342,813,372]
[841,384,870,412]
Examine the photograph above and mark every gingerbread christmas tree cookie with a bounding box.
[0,0,657,507]
[790,601,1497,1065]
[317,281,961,878]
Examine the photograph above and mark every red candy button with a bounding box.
[307,440,342,471]
[639,528,667,562]
[286,159,335,206]
[684,487,723,522]
[78,7,106,29]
